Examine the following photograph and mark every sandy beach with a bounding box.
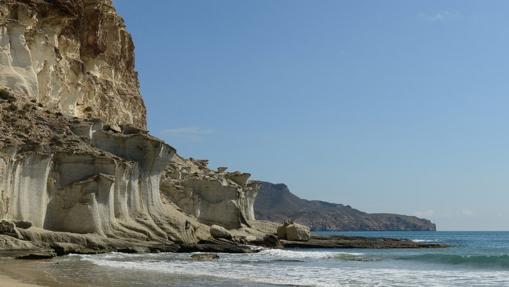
[0,259,72,287]
[0,259,49,287]
[0,274,44,287]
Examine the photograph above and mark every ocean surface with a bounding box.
[32,231,509,286]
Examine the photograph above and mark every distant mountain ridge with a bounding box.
[254,182,436,231]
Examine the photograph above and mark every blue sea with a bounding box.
[32,231,509,286]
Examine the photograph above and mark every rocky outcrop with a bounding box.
[255,182,437,231]
[0,94,210,248]
[190,253,220,261]
[209,225,233,240]
[277,222,310,241]
[0,0,268,255]
[281,235,446,249]
[0,0,440,257]
[0,0,146,128]
[161,157,259,229]
[0,90,272,254]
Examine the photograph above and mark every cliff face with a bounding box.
[255,182,436,231]
[0,93,205,245]
[0,0,264,254]
[0,0,146,128]
[161,157,259,229]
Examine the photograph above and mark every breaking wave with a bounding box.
[78,252,509,287]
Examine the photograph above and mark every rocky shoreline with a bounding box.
[282,235,446,249]
[0,233,446,261]
[0,0,445,265]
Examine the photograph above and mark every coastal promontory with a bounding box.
[0,0,440,259]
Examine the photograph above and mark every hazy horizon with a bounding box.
[114,0,509,231]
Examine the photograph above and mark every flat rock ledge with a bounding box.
[281,235,447,249]
[0,240,257,260]
[0,234,447,261]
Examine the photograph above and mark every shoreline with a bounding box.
[0,232,498,287]
[0,259,98,287]
[282,235,447,249]
[0,234,446,287]
[0,258,96,287]
[0,259,51,287]
[0,274,44,287]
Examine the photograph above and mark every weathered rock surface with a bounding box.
[15,250,56,260]
[178,239,255,254]
[0,0,146,128]
[255,182,437,231]
[161,156,259,229]
[277,222,310,241]
[209,225,233,240]
[0,90,215,253]
[286,224,311,241]
[0,0,267,256]
[250,234,282,248]
[13,220,31,229]
[282,235,446,249]
[190,253,220,261]
[0,220,23,239]
[0,0,443,257]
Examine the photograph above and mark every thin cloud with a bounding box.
[419,11,459,22]
[160,127,214,141]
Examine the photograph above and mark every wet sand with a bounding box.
[0,274,43,287]
[0,259,89,287]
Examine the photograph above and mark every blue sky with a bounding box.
[113,1,509,231]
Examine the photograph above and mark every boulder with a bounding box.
[286,224,311,241]
[276,225,287,239]
[191,253,220,260]
[0,221,23,239]
[51,243,95,256]
[179,241,254,253]
[16,251,56,260]
[210,225,233,240]
[117,246,150,254]
[13,220,32,229]
[276,223,311,242]
[262,234,282,247]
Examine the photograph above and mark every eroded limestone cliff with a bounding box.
[0,0,267,255]
[161,157,259,229]
[0,92,209,249]
[0,0,146,128]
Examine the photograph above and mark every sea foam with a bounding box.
[78,250,509,287]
